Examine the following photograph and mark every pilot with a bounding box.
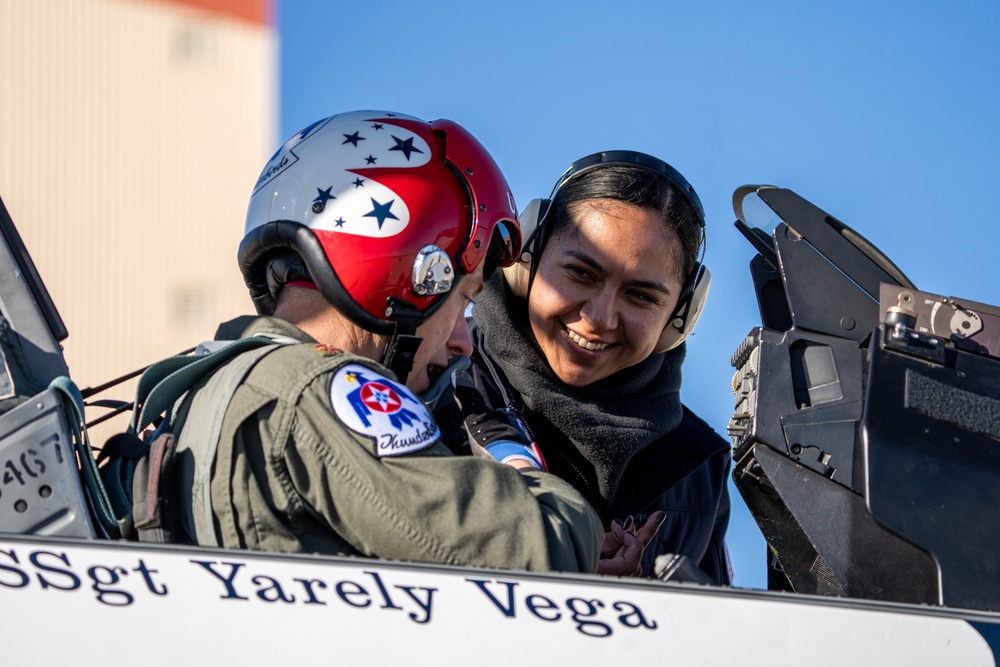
[168,111,602,572]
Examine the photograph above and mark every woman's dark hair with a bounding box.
[545,164,703,281]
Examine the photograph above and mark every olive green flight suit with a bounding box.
[170,316,602,573]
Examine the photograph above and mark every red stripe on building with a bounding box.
[154,0,272,26]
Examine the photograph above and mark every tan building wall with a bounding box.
[0,0,276,437]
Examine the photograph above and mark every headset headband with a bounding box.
[551,150,706,224]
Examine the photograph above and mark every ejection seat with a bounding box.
[0,193,98,538]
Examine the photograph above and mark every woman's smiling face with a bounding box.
[527,198,685,387]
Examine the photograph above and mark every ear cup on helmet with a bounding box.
[502,198,548,299]
[655,265,711,353]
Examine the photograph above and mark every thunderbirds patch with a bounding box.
[330,363,440,456]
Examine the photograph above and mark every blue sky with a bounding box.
[278,0,1000,589]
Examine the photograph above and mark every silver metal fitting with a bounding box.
[411,245,454,296]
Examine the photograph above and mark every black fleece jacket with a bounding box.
[439,317,733,583]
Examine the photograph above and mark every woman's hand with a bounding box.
[597,511,665,577]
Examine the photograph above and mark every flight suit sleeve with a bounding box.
[276,368,603,573]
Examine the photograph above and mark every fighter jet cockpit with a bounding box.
[728,185,1000,611]
[3,183,1000,616]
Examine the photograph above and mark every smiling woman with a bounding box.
[528,200,685,387]
[455,152,732,581]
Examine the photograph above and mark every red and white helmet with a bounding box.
[239,111,520,341]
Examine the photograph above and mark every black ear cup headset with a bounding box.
[502,150,711,353]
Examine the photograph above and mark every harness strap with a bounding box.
[179,343,284,547]
[49,375,122,538]
[132,335,291,433]
[132,431,178,543]
[129,336,274,433]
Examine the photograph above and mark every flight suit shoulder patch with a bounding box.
[328,362,440,457]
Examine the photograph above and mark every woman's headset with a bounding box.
[502,150,711,353]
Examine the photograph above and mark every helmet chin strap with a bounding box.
[382,297,424,383]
